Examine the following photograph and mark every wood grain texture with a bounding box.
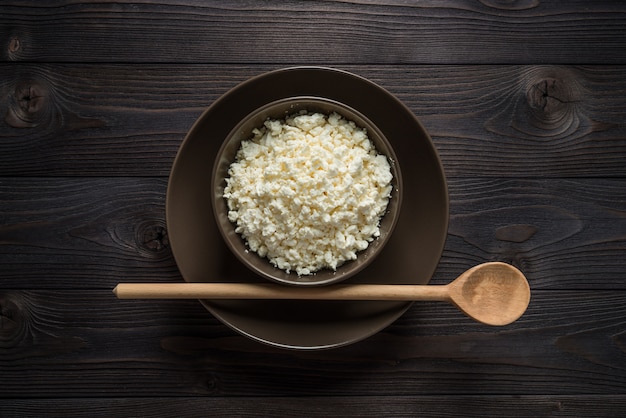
[1,1,626,413]
[0,177,624,290]
[1,1,626,64]
[442,178,626,290]
[0,64,625,177]
[0,178,178,287]
[2,396,626,417]
[0,289,625,397]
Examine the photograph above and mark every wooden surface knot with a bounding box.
[485,66,594,142]
[526,76,578,130]
[0,293,29,348]
[8,36,21,55]
[5,78,56,128]
[5,74,106,133]
[519,68,585,139]
[204,373,221,394]
[6,32,26,61]
[495,224,538,243]
[478,0,539,11]
[137,221,170,254]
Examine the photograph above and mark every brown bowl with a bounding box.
[211,96,403,286]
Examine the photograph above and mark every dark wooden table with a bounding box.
[2,1,626,416]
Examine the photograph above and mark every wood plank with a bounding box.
[1,64,625,177]
[1,1,626,64]
[0,178,179,287]
[0,289,625,396]
[441,177,626,290]
[0,177,624,290]
[2,395,626,417]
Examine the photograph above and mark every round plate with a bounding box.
[166,67,449,349]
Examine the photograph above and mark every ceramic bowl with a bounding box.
[211,96,403,286]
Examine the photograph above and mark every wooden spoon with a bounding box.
[113,262,530,326]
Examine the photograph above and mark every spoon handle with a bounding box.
[113,282,450,301]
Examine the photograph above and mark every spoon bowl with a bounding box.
[447,262,530,326]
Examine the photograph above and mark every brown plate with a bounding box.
[166,67,448,349]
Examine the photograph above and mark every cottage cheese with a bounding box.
[223,111,393,276]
